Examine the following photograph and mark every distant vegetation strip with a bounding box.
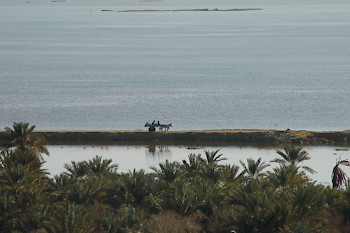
[101,8,262,12]
[1,129,350,145]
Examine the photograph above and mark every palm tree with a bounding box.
[230,180,283,233]
[117,206,148,232]
[0,149,43,172]
[67,180,102,205]
[204,150,227,164]
[337,180,350,225]
[151,160,181,183]
[121,169,154,206]
[1,122,49,161]
[220,164,245,184]
[272,145,316,174]
[267,164,307,189]
[63,161,89,182]
[103,179,126,210]
[16,204,50,233]
[161,178,220,217]
[240,157,269,179]
[0,150,50,232]
[200,162,222,183]
[0,162,46,196]
[44,202,96,233]
[98,208,121,233]
[64,156,118,182]
[50,174,74,202]
[287,183,330,231]
[332,158,350,189]
[0,186,19,233]
[182,154,204,177]
[87,155,118,176]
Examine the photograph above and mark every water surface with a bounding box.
[45,144,350,186]
[1,0,350,131]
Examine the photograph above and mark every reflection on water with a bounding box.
[145,145,172,158]
[44,145,350,186]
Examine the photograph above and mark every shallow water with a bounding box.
[44,144,350,186]
[1,0,350,131]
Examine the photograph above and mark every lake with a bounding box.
[1,0,350,131]
[44,144,350,186]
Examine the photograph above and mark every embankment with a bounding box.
[1,130,349,146]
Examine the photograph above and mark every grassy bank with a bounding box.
[1,129,349,146]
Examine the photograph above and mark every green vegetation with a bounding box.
[1,122,350,232]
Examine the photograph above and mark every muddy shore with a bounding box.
[1,130,349,146]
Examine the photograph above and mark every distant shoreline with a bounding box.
[1,129,349,146]
[101,8,263,12]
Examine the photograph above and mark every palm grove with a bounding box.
[1,122,350,233]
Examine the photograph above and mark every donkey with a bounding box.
[159,123,172,131]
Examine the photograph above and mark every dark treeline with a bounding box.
[1,122,350,233]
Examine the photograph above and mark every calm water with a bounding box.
[44,144,350,186]
[1,0,350,131]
